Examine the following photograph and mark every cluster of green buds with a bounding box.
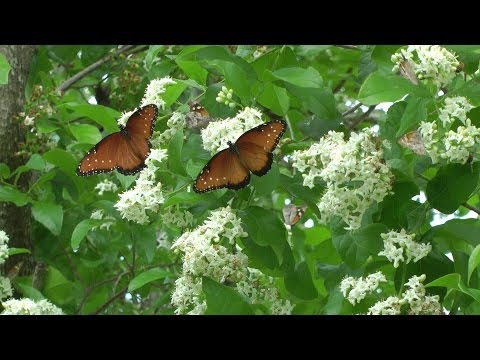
[216,86,236,108]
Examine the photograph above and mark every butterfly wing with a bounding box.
[193,149,250,193]
[235,120,286,176]
[76,104,158,176]
[398,130,426,155]
[77,132,130,175]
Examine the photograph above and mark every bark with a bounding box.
[0,45,36,277]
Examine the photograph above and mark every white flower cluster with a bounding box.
[1,298,63,315]
[171,206,249,314]
[201,107,264,154]
[161,206,195,229]
[90,209,116,231]
[402,274,443,315]
[378,229,432,268]
[391,45,459,89]
[117,109,135,127]
[94,179,118,196]
[0,277,12,301]
[114,149,168,224]
[418,96,479,164]
[340,271,387,305]
[23,115,35,126]
[0,230,9,265]
[291,129,393,230]
[236,268,294,315]
[140,77,176,109]
[153,112,186,146]
[367,274,442,315]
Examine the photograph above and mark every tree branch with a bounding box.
[346,105,376,131]
[334,45,360,51]
[57,45,135,93]
[333,67,353,94]
[342,102,362,117]
[93,286,128,315]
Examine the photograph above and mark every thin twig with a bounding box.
[334,45,360,51]
[57,45,135,93]
[93,286,128,315]
[342,102,363,117]
[347,105,376,130]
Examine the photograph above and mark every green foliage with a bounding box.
[2,44,480,315]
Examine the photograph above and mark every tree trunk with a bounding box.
[0,45,36,277]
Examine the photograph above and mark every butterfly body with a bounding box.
[76,104,158,176]
[193,120,286,193]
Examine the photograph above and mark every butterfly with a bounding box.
[76,104,158,176]
[186,101,211,132]
[193,120,287,193]
[282,204,307,226]
[398,130,426,155]
[396,55,418,85]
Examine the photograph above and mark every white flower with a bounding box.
[153,112,186,146]
[201,107,264,154]
[140,77,176,109]
[161,206,195,229]
[117,109,135,127]
[367,296,404,315]
[90,209,115,231]
[1,298,63,315]
[402,274,443,315]
[392,45,459,89]
[438,97,474,127]
[291,129,393,230]
[236,268,294,315]
[156,231,170,249]
[94,179,118,196]
[171,206,249,314]
[367,274,443,315]
[114,150,167,224]
[23,115,35,126]
[378,229,431,268]
[0,230,9,266]
[0,277,12,301]
[340,271,387,305]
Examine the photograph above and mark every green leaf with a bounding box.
[60,103,120,133]
[25,154,46,171]
[0,163,10,178]
[426,162,480,214]
[203,277,254,314]
[175,45,209,85]
[240,206,288,264]
[332,223,388,268]
[288,86,338,121]
[163,192,203,207]
[358,72,420,105]
[145,45,166,69]
[128,268,175,292]
[15,283,45,301]
[71,219,102,249]
[433,219,480,247]
[8,247,31,256]
[272,66,323,88]
[257,82,290,116]
[0,53,11,85]
[0,185,31,206]
[250,164,280,195]
[468,244,480,283]
[284,261,318,300]
[43,148,78,175]
[70,124,102,144]
[32,202,63,236]
[162,81,187,109]
[168,129,187,176]
[396,97,429,137]
[424,273,480,303]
